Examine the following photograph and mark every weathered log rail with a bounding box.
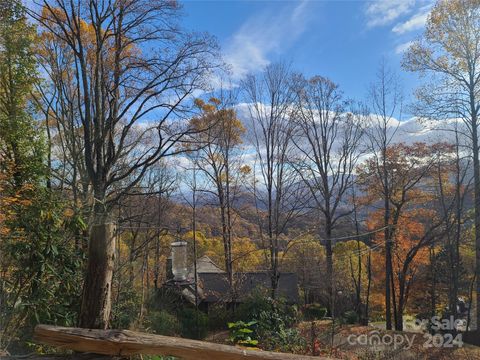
[32,325,329,360]
[1,355,116,360]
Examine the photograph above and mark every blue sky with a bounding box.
[181,0,434,107]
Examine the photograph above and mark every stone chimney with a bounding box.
[166,255,174,281]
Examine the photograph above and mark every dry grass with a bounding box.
[296,321,480,359]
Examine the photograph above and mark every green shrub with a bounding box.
[236,289,298,326]
[149,310,180,336]
[303,303,327,320]
[254,300,303,352]
[227,320,258,347]
[208,303,233,330]
[149,288,184,314]
[111,288,143,329]
[1,189,84,351]
[256,308,305,353]
[257,304,297,335]
[178,308,209,339]
[341,310,359,324]
[236,289,273,322]
[234,290,302,351]
[261,327,306,353]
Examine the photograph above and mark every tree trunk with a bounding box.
[430,247,437,319]
[154,235,161,290]
[270,269,279,300]
[391,270,398,330]
[467,274,476,331]
[383,145,393,330]
[384,217,392,330]
[355,242,362,322]
[396,310,404,332]
[472,113,480,331]
[364,249,372,326]
[395,275,405,331]
[220,202,233,288]
[79,223,116,329]
[325,216,333,316]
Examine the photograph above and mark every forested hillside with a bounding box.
[1,0,480,358]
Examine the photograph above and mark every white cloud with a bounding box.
[365,0,415,28]
[169,102,470,183]
[394,41,414,54]
[237,102,468,150]
[223,1,311,80]
[392,5,431,34]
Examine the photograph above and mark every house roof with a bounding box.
[172,257,298,305]
[199,272,299,304]
[196,255,225,273]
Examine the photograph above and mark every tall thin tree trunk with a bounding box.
[225,158,234,300]
[430,246,436,319]
[45,112,52,189]
[352,190,362,322]
[192,164,199,338]
[467,274,476,331]
[365,249,372,326]
[140,248,148,322]
[472,112,480,331]
[391,269,398,330]
[154,234,160,290]
[325,215,334,316]
[384,174,392,330]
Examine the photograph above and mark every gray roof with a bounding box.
[199,272,299,304]
[196,255,225,273]
[175,257,298,305]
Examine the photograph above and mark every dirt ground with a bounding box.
[297,321,480,359]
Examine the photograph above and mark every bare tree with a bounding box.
[291,75,364,315]
[365,61,402,330]
[433,123,472,320]
[33,0,218,328]
[359,141,454,330]
[403,0,480,328]
[242,63,305,298]
[34,36,91,249]
[185,96,248,291]
[349,186,372,325]
[115,162,175,286]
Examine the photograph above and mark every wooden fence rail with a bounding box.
[33,325,329,360]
